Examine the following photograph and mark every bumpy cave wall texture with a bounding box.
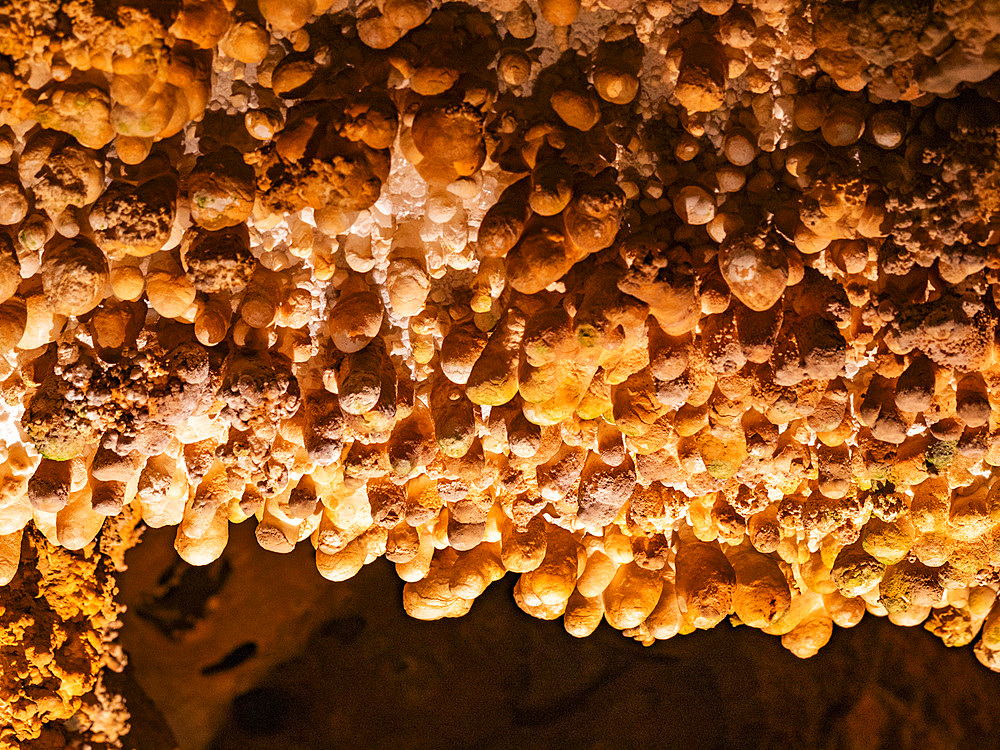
[3,0,1000,745]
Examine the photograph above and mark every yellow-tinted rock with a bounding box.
[718,231,789,311]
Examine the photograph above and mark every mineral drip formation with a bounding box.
[3,0,1000,740]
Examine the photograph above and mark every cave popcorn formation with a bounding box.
[4,0,1000,742]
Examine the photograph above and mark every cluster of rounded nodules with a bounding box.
[2,0,1000,669]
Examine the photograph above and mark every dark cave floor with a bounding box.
[116,524,1000,750]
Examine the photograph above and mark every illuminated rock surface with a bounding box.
[3,0,1000,743]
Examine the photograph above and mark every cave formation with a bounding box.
[2,0,1000,745]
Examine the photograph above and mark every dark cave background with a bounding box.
[115,523,1000,750]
